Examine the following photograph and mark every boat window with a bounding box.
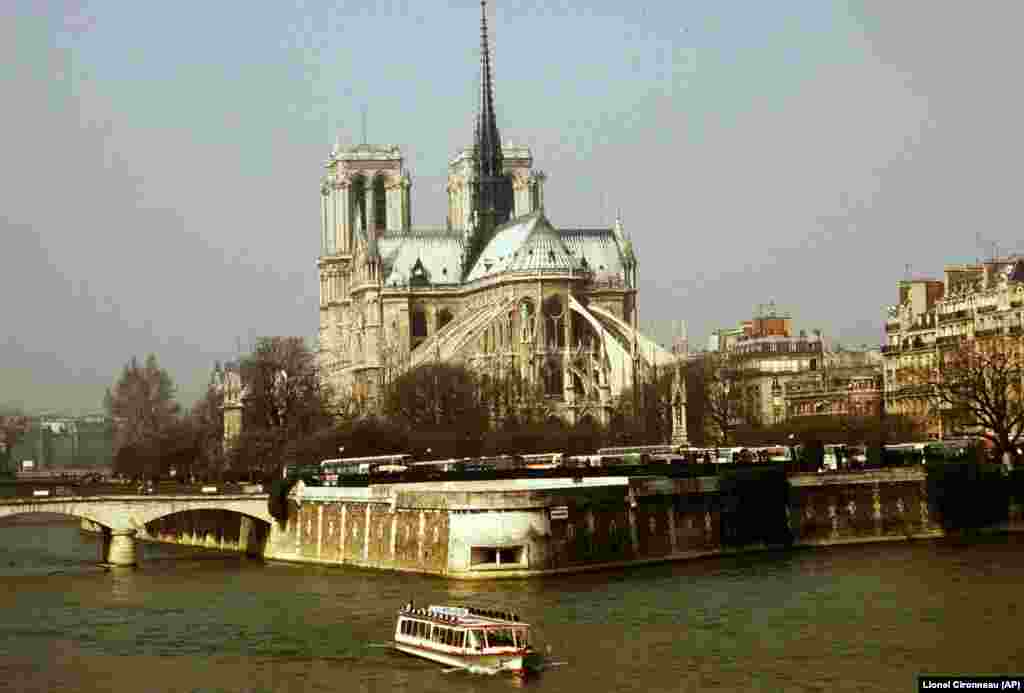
[515,629,528,648]
[456,631,465,648]
[418,621,428,638]
[431,626,443,643]
[468,630,482,650]
[489,629,516,648]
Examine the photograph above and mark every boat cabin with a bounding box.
[394,605,531,655]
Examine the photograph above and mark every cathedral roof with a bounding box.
[559,228,628,280]
[465,211,579,282]
[504,215,581,274]
[378,230,465,287]
[374,214,629,288]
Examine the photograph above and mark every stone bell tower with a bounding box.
[321,143,410,259]
[318,143,410,401]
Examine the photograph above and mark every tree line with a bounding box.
[104,333,1024,482]
[103,336,683,482]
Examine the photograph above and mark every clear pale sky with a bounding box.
[3,1,1023,414]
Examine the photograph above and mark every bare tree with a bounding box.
[0,407,31,475]
[187,366,227,481]
[382,363,489,432]
[695,351,760,445]
[234,337,334,479]
[614,369,675,445]
[912,336,1024,463]
[104,354,181,462]
[479,369,549,429]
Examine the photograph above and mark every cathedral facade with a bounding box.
[316,2,676,427]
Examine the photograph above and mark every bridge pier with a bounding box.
[101,529,138,567]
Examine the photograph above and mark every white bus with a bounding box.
[520,453,565,469]
[319,454,413,484]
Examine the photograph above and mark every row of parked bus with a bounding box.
[281,439,986,485]
[282,445,769,486]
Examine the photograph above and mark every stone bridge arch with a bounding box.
[0,496,273,568]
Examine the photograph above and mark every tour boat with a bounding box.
[393,603,543,675]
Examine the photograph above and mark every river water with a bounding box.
[1,516,1022,692]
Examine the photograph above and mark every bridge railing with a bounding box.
[0,482,266,500]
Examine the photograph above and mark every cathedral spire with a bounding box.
[477,0,502,184]
[463,0,513,279]
[473,0,505,233]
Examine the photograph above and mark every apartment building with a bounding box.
[883,257,1024,436]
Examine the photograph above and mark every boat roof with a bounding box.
[398,604,530,628]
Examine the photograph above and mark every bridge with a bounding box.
[0,494,273,566]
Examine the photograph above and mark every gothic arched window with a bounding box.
[410,306,427,348]
[543,295,565,349]
[350,176,368,235]
[373,176,387,231]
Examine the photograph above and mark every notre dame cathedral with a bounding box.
[315,2,684,433]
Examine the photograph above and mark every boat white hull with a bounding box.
[394,642,526,674]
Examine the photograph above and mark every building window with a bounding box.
[470,545,525,568]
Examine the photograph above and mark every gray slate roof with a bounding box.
[379,231,464,287]
[560,229,627,280]
[465,212,583,282]
[378,211,628,288]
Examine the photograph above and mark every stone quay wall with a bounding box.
[112,469,1023,578]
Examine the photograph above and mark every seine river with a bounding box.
[1,516,1022,692]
